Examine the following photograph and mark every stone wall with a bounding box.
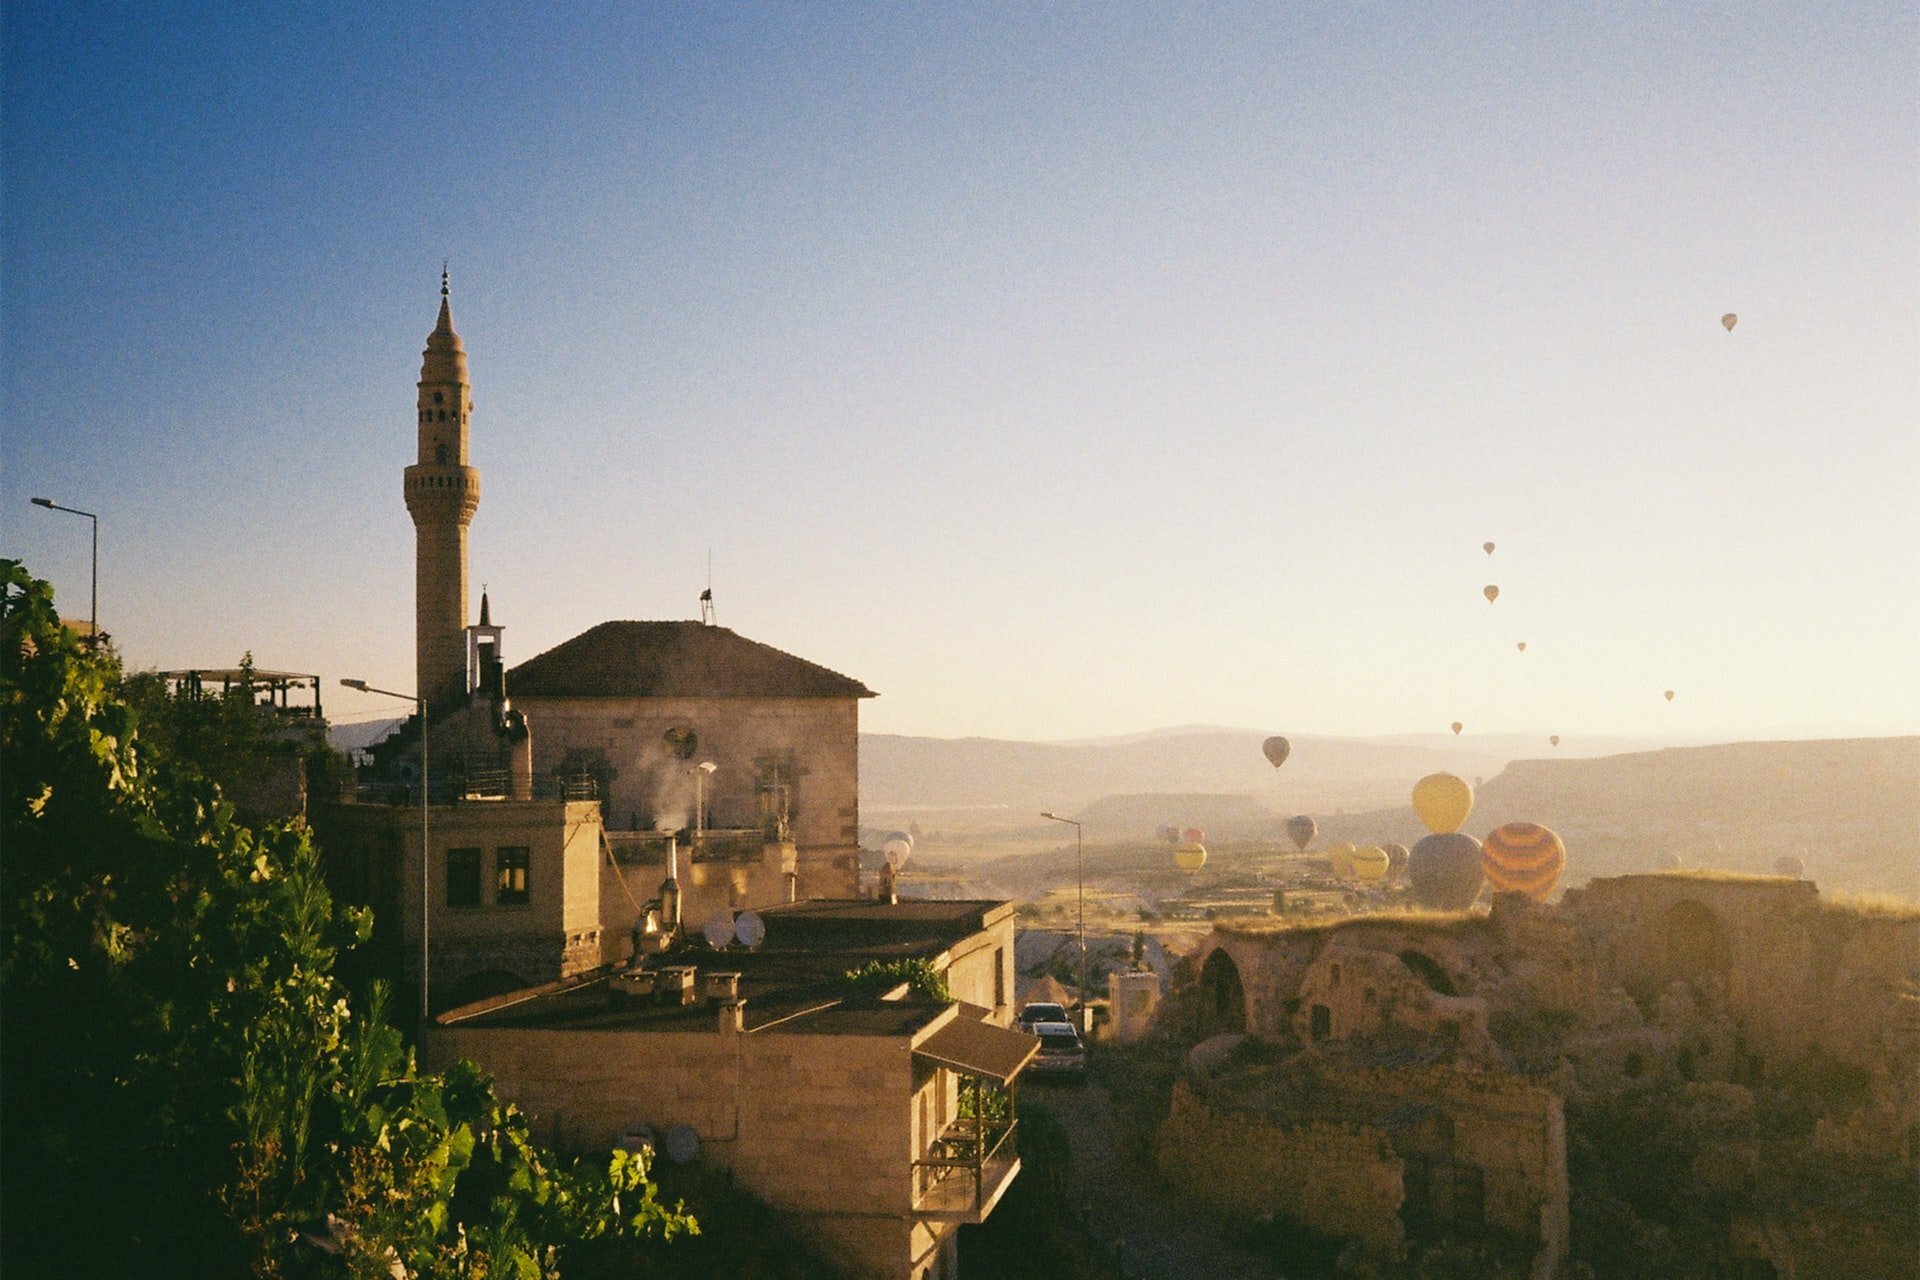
[428,1013,949,1279]
[514,694,860,901]
[1154,1080,1406,1259]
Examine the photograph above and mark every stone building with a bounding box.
[1166,873,1920,1276]
[427,900,1029,1280]
[326,278,874,1004]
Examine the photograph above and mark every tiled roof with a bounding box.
[508,621,874,700]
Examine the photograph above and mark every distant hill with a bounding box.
[327,717,402,753]
[859,728,1685,815]
[1313,736,1920,898]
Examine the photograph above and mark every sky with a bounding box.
[5,2,1916,743]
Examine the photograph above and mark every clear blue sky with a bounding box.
[6,2,1915,742]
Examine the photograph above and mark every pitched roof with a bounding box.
[507,621,875,700]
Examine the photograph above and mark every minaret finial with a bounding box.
[441,261,450,297]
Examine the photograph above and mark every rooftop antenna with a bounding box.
[699,550,715,626]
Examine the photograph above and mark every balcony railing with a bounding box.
[604,828,773,866]
[912,1114,1020,1222]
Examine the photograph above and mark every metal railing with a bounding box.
[336,773,598,806]
[912,1114,1019,1217]
[604,828,771,866]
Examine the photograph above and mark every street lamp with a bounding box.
[30,498,98,640]
[342,678,430,1025]
[1040,811,1087,1033]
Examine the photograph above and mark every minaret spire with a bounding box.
[404,271,481,705]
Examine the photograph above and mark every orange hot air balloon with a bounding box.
[1665,690,1675,702]
[1484,585,1499,603]
[1721,313,1737,332]
[1451,721,1463,736]
[1549,735,1560,747]
[1483,542,1495,555]
[1412,772,1474,834]
[1262,736,1291,768]
[1480,822,1567,901]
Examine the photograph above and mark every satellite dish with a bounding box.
[701,911,736,949]
[663,1123,700,1164]
[735,911,766,950]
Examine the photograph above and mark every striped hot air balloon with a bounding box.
[1479,822,1566,901]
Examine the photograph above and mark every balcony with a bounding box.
[912,1113,1021,1224]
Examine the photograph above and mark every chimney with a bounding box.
[717,998,745,1036]
[659,839,682,933]
[507,711,533,801]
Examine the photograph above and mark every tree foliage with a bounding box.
[1,561,694,1277]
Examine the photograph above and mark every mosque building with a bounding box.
[322,276,870,1005]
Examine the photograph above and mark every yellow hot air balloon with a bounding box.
[1721,313,1737,332]
[1480,822,1566,901]
[1327,842,1355,878]
[1451,721,1463,736]
[1173,841,1207,873]
[1412,772,1474,834]
[1484,585,1499,603]
[1350,846,1389,883]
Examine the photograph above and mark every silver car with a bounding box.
[1026,1020,1087,1078]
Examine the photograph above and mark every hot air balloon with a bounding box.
[1350,846,1390,884]
[1772,854,1805,878]
[1183,827,1205,843]
[1721,313,1737,332]
[1483,542,1495,555]
[1480,822,1566,901]
[1549,735,1560,747]
[1409,833,1485,908]
[1286,814,1317,851]
[881,831,914,870]
[1665,690,1675,702]
[1412,773,1474,834]
[1327,842,1356,878]
[1173,841,1207,873]
[1157,824,1181,845]
[1484,585,1499,604]
[1451,722,1464,736]
[1516,642,1526,652]
[1382,842,1410,883]
[1262,736,1292,768]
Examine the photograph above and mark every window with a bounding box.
[496,847,530,905]
[994,946,1006,1008]
[446,847,481,907]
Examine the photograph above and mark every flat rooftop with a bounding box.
[438,899,1014,1037]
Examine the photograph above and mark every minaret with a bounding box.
[404,268,481,706]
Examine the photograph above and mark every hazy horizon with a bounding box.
[7,4,1915,744]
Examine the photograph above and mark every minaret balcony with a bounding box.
[403,464,481,523]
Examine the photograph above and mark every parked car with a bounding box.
[1016,1001,1069,1032]
[1025,1021,1087,1079]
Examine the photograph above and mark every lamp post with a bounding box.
[343,678,429,1024]
[1040,811,1087,1032]
[30,498,98,640]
